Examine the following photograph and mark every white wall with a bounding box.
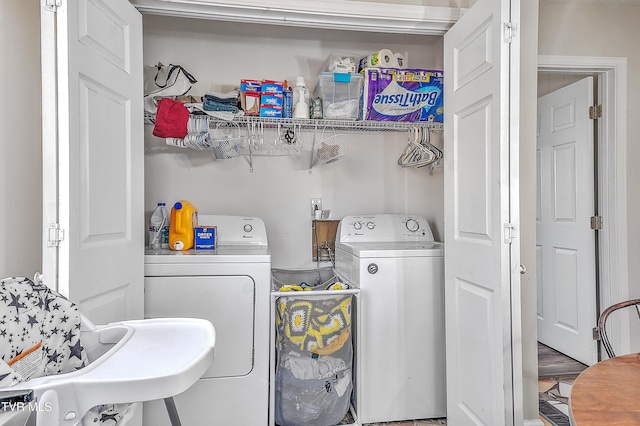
[538,72,587,97]
[0,0,42,279]
[520,0,540,423]
[538,2,640,349]
[142,16,446,268]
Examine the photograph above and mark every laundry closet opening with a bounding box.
[141,15,447,270]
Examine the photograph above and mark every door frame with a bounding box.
[537,55,629,357]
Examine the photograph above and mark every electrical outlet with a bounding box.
[310,198,322,217]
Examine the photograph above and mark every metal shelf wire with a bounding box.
[217,115,443,132]
[191,115,443,172]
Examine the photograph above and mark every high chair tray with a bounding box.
[18,318,215,413]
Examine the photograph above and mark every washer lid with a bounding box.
[336,241,444,258]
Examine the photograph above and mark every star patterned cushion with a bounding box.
[0,277,88,388]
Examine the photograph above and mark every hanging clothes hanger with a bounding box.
[397,126,437,168]
[420,126,443,164]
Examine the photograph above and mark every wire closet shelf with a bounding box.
[218,116,443,132]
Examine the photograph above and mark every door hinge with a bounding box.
[504,22,517,43]
[504,222,517,244]
[47,223,64,247]
[593,327,601,341]
[590,215,603,230]
[589,104,602,119]
[44,0,62,12]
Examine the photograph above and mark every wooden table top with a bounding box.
[570,353,640,425]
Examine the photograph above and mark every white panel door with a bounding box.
[536,77,597,365]
[444,0,521,424]
[40,0,144,323]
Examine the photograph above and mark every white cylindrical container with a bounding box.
[359,48,394,70]
[292,77,310,119]
[394,52,407,69]
[148,202,169,250]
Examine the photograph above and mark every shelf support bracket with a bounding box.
[308,122,319,173]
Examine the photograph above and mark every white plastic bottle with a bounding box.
[292,76,310,119]
[149,202,170,250]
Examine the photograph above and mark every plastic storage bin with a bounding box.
[270,267,360,426]
[313,73,363,120]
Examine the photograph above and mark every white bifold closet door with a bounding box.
[41,0,145,323]
[444,0,523,424]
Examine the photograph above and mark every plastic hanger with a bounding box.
[398,126,437,168]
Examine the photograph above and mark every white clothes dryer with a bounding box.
[143,215,270,426]
[335,214,445,424]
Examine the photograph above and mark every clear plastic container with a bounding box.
[313,72,363,120]
[148,202,169,250]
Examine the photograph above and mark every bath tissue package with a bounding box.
[360,68,443,122]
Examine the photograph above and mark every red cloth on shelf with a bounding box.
[153,98,190,138]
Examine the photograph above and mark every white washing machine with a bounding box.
[335,214,445,424]
[143,215,270,426]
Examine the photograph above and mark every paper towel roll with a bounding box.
[394,52,407,69]
[360,49,394,69]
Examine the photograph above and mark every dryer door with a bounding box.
[145,275,255,378]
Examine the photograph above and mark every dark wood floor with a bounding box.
[538,342,588,377]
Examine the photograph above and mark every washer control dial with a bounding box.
[353,221,362,230]
[366,221,375,230]
[406,219,420,232]
[243,224,253,233]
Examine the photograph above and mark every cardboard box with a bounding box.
[259,80,284,117]
[360,68,443,122]
[240,79,261,115]
[245,92,261,116]
[261,80,284,93]
[195,226,216,250]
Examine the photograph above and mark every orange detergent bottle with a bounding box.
[169,200,198,250]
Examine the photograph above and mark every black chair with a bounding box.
[597,299,640,358]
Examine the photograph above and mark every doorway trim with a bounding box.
[537,55,629,356]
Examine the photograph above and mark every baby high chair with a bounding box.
[0,277,215,426]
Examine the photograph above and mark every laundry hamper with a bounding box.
[269,267,360,426]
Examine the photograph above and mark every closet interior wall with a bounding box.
[142,15,445,269]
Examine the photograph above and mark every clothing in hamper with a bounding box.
[276,287,352,355]
[274,273,355,426]
[275,360,352,426]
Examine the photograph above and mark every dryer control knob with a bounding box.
[367,263,378,274]
[243,224,253,233]
[406,219,420,232]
